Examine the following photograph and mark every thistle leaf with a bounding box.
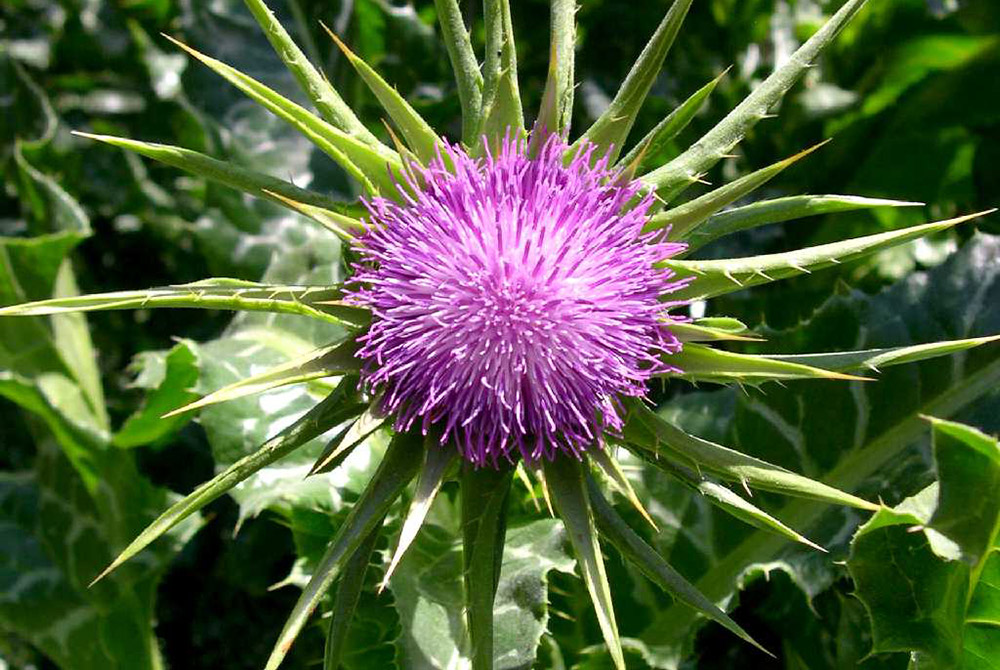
[925,417,1000,564]
[577,0,694,162]
[645,142,828,238]
[240,0,380,146]
[264,432,424,670]
[626,398,877,510]
[71,132,354,217]
[536,0,576,135]
[639,234,1000,655]
[586,477,770,655]
[90,380,361,585]
[308,407,387,477]
[323,24,442,164]
[763,335,1000,373]
[543,456,625,670]
[261,189,367,241]
[588,445,658,531]
[0,278,369,328]
[163,340,362,418]
[636,443,842,550]
[693,479,825,552]
[662,211,993,301]
[162,35,402,195]
[433,0,484,146]
[323,524,382,670]
[643,0,871,200]
[847,418,1000,666]
[480,0,524,141]
[515,462,542,512]
[684,195,923,255]
[618,69,728,170]
[461,460,514,670]
[667,342,870,384]
[382,441,457,588]
[671,318,762,343]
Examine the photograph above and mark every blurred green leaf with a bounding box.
[0,441,198,670]
[113,340,200,448]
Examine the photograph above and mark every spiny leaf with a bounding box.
[695,479,826,552]
[261,189,367,241]
[461,460,514,670]
[577,0,693,162]
[630,442,826,551]
[536,462,556,518]
[671,318,762,343]
[164,340,361,418]
[264,432,424,670]
[626,398,877,510]
[323,24,442,164]
[515,461,542,512]
[684,194,923,255]
[324,524,382,670]
[587,477,771,656]
[240,0,380,146]
[639,234,1000,655]
[543,456,625,670]
[536,0,576,135]
[308,407,386,477]
[763,335,1000,373]
[381,441,457,588]
[480,0,524,142]
[162,35,402,195]
[618,68,729,170]
[666,342,870,384]
[433,0,484,146]
[71,132,354,217]
[0,278,369,328]
[588,445,657,531]
[643,0,871,200]
[90,380,360,585]
[646,142,829,238]
[662,211,994,301]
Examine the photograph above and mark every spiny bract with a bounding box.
[2,0,996,669]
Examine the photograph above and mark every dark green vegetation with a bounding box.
[2,0,999,668]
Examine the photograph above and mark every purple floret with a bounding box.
[348,134,688,466]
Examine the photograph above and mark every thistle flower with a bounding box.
[2,0,996,669]
[350,134,688,465]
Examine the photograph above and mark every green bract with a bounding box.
[1,1,997,669]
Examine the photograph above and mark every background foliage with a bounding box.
[1,0,998,668]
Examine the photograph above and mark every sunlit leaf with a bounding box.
[0,278,369,327]
[543,456,625,670]
[480,0,524,141]
[264,432,423,670]
[683,195,922,255]
[462,460,515,670]
[662,211,991,301]
[91,380,361,585]
[619,69,728,170]
[241,0,380,145]
[577,0,693,162]
[642,0,872,200]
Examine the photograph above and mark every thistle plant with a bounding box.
[2,0,997,668]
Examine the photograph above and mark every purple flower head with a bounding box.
[348,134,688,466]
